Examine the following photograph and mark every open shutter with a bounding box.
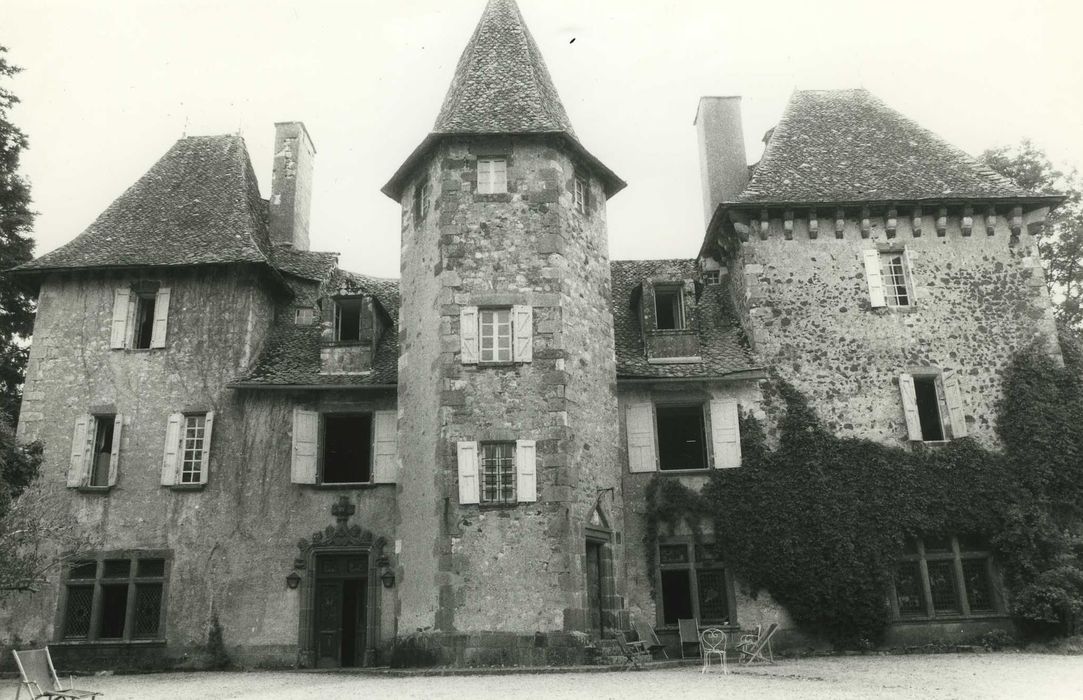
[457,441,480,505]
[68,415,91,487]
[460,306,479,365]
[199,411,215,485]
[516,439,537,503]
[710,399,742,469]
[626,402,657,473]
[863,250,886,308]
[899,373,923,441]
[161,413,183,486]
[512,305,533,363]
[291,408,319,484]
[941,370,967,439]
[150,287,171,348]
[373,410,398,483]
[107,414,123,486]
[903,247,917,304]
[110,289,130,349]
[492,158,507,193]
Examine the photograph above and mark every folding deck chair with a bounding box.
[677,618,700,659]
[737,622,779,665]
[614,629,647,670]
[632,619,669,660]
[12,647,102,700]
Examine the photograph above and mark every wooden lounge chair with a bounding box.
[12,647,102,700]
[614,629,647,670]
[677,617,700,659]
[737,622,779,665]
[632,619,669,660]
[699,627,728,674]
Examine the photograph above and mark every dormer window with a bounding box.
[654,286,685,330]
[477,157,507,194]
[334,298,366,342]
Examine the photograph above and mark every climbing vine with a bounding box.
[645,339,1083,647]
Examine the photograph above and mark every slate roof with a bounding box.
[16,135,273,272]
[381,0,624,199]
[736,89,1051,205]
[236,271,400,387]
[610,259,758,379]
[270,248,339,282]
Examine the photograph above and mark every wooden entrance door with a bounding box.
[313,554,367,668]
[586,540,604,638]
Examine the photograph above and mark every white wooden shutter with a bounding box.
[941,370,967,439]
[291,408,319,484]
[863,249,886,308]
[460,306,479,365]
[492,158,507,193]
[199,411,215,485]
[107,414,123,486]
[626,402,657,473]
[68,415,91,487]
[899,374,923,441]
[150,287,171,348]
[516,439,537,503]
[512,305,533,363]
[457,441,480,505]
[710,399,742,469]
[903,247,917,304]
[373,410,398,483]
[110,289,130,349]
[161,412,183,486]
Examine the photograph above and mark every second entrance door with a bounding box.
[314,554,367,668]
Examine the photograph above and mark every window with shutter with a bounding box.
[657,404,708,471]
[863,249,886,308]
[68,415,92,488]
[291,409,319,484]
[477,157,508,194]
[626,402,657,473]
[940,370,968,438]
[110,290,130,349]
[161,413,183,486]
[709,399,741,469]
[87,415,116,488]
[149,287,170,348]
[460,306,479,364]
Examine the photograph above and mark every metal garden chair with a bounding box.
[12,647,102,699]
[699,627,728,674]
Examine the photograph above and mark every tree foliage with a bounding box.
[645,343,1083,646]
[981,140,1083,329]
[0,45,36,421]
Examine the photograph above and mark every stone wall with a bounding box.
[395,134,622,640]
[2,267,400,669]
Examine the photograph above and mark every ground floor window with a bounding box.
[61,553,170,641]
[656,539,732,626]
[891,535,999,619]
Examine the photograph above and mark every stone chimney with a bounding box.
[269,121,315,250]
[695,97,748,227]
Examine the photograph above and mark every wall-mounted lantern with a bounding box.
[380,569,396,589]
[286,571,302,590]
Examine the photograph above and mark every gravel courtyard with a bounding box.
[6,653,1082,699]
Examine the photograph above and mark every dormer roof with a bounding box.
[381,0,624,200]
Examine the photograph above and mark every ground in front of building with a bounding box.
[5,653,1081,699]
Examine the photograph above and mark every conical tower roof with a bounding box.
[383,0,623,199]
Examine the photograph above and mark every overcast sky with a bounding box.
[5,0,1082,278]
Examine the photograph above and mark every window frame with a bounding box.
[413,179,431,222]
[654,402,709,472]
[912,374,948,443]
[879,250,914,308]
[703,269,721,286]
[57,551,171,644]
[573,174,588,214]
[653,285,686,331]
[132,291,157,350]
[476,157,508,195]
[178,413,208,485]
[479,441,517,506]
[88,414,116,488]
[318,411,375,486]
[478,307,513,364]
[294,307,316,326]
[889,535,1002,621]
[655,537,735,629]
[333,297,367,344]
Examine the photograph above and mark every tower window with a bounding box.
[574,175,588,214]
[477,157,507,194]
[479,308,512,363]
[413,180,431,222]
[480,442,516,505]
[654,287,685,330]
[880,252,912,307]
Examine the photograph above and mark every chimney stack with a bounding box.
[695,97,748,227]
[269,121,316,250]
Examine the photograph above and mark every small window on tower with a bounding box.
[413,180,431,222]
[880,252,912,307]
[477,157,508,194]
[479,308,512,363]
[574,175,588,214]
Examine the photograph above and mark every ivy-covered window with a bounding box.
[60,552,170,642]
[891,535,999,619]
[656,539,732,627]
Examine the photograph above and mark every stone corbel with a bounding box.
[886,208,897,239]
[835,208,845,239]
[961,206,973,237]
[986,205,997,236]
[912,206,923,237]
[759,209,770,240]
[936,207,948,237]
[860,207,871,239]
[1010,206,1023,242]
[808,210,819,240]
[783,210,794,240]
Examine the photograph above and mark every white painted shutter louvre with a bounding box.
[457,441,480,505]
[68,415,90,487]
[373,410,398,483]
[460,306,479,365]
[626,402,658,473]
[150,287,171,348]
[199,411,215,485]
[710,399,742,469]
[161,412,183,486]
[903,247,917,304]
[107,414,123,486]
[512,305,533,363]
[110,289,130,349]
[516,439,537,503]
[291,408,319,484]
[899,374,923,441]
[863,249,886,308]
[941,370,968,438]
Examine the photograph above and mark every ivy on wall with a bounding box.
[645,340,1083,647]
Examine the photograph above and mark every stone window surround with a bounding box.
[889,535,1004,622]
[654,536,736,630]
[53,549,172,646]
